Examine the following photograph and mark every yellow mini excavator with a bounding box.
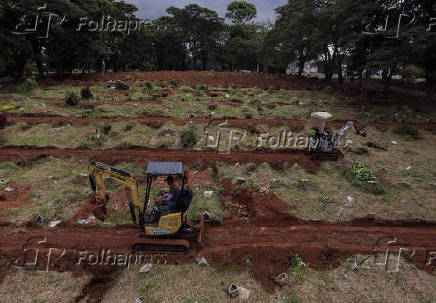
[88,161,201,253]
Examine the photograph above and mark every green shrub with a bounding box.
[210,162,219,182]
[196,84,208,91]
[288,255,308,281]
[392,105,412,124]
[18,78,38,92]
[115,81,130,90]
[344,161,385,195]
[145,80,154,90]
[351,161,377,183]
[355,111,376,122]
[169,80,178,88]
[80,86,93,99]
[391,106,420,139]
[179,126,199,148]
[65,92,80,106]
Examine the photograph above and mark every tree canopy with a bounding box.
[0,0,434,100]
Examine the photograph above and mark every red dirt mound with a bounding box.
[219,178,295,225]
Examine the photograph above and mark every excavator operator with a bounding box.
[150,176,180,223]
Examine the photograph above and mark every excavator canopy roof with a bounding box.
[146,162,184,177]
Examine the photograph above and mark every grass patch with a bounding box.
[393,125,420,140]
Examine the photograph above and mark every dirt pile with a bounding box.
[219,178,298,225]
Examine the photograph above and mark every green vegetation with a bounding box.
[344,161,385,195]
[179,126,199,148]
[65,91,80,106]
[145,80,154,90]
[288,255,308,282]
[18,78,38,92]
[80,86,93,99]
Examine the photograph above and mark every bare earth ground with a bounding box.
[0,72,435,303]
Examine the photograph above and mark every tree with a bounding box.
[226,1,257,25]
[166,4,224,70]
[273,0,318,76]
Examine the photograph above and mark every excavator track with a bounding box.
[131,238,190,254]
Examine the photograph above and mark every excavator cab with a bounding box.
[141,162,193,237]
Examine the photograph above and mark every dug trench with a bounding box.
[1,180,436,301]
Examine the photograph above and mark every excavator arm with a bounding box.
[333,121,366,147]
[88,161,142,226]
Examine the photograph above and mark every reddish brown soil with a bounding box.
[8,114,436,132]
[32,71,323,90]
[1,217,436,297]
[0,184,32,217]
[0,179,435,296]
[219,178,294,225]
[0,147,320,172]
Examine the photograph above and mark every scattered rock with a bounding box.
[49,220,61,228]
[135,297,143,303]
[348,259,359,271]
[4,187,14,192]
[391,141,398,145]
[204,191,213,198]
[140,264,153,273]
[299,179,309,183]
[274,273,289,286]
[259,185,270,193]
[228,283,240,298]
[245,257,252,268]
[346,196,355,203]
[77,216,95,225]
[197,257,209,267]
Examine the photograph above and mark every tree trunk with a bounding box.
[425,69,435,103]
[401,61,407,85]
